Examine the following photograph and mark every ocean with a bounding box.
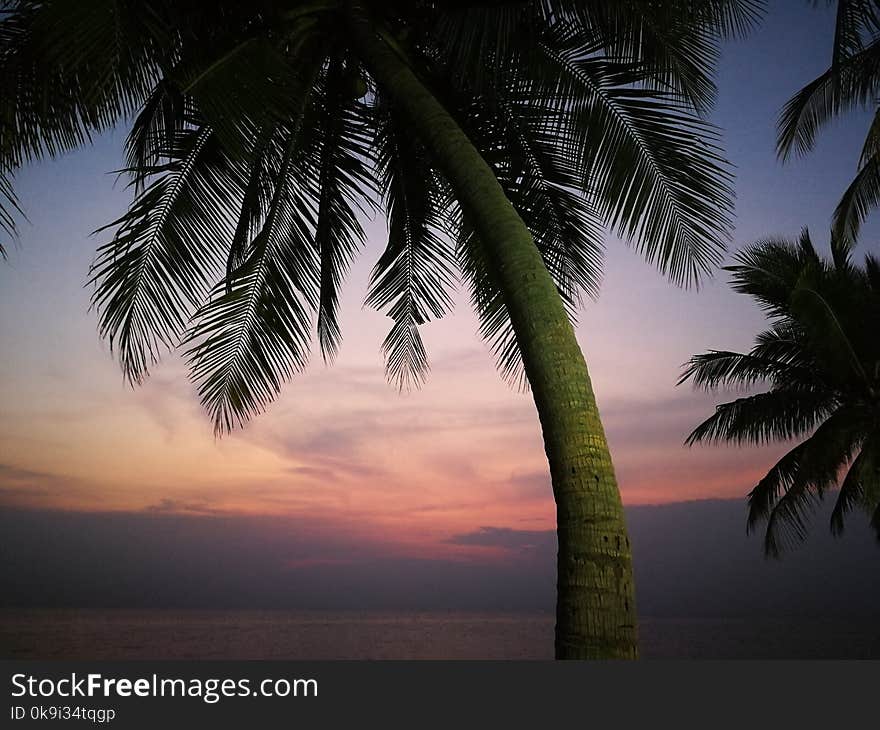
[2,609,878,659]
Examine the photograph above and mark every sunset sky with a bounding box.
[2,2,879,606]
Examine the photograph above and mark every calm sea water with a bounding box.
[2,609,878,659]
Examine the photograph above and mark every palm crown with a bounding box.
[1,0,757,433]
[681,231,880,556]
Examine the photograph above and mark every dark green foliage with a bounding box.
[1,0,759,429]
[682,230,880,555]
[777,0,880,244]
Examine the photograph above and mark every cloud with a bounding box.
[2,499,878,618]
[129,366,205,439]
[286,465,338,482]
[0,485,52,498]
[446,527,554,552]
[0,506,552,612]
[0,464,59,483]
[601,392,726,449]
[143,498,227,516]
[507,471,550,498]
[0,463,69,501]
[429,346,491,373]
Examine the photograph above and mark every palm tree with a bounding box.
[777,0,880,245]
[0,0,758,658]
[680,230,880,557]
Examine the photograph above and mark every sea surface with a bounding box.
[2,609,879,659]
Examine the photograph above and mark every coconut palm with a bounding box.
[777,0,880,245]
[0,0,759,658]
[681,230,880,557]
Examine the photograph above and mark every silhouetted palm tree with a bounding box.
[777,0,880,244]
[0,0,758,658]
[681,231,880,556]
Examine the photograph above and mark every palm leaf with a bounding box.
[366,98,457,389]
[832,148,880,246]
[684,388,837,446]
[456,219,533,390]
[789,281,870,386]
[420,73,603,387]
[313,56,374,361]
[830,0,880,68]
[488,93,606,302]
[0,0,167,241]
[173,35,310,161]
[89,123,244,382]
[224,126,279,290]
[185,125,319,433]
[750,322,815,369]
[830,434,880,535]
[777,38,880,159]
[749,408,864,556]
[123,80,189,193]
[543,49,734,286]
[725,232,823,318]
[678,349,820,392]
[425,1,541,99]
[556,0,763,112]
[0,162,25,258]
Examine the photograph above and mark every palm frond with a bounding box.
[543,49,734,286]
[750,322,814,368]
[748,409,863,556]
[857,105,880,166]
[123,80,189,193]
[425,1,541,99]
[89,123,243,383]
[172,35,310,161]
[830,0,880,68]
[313,56,374,361]
[0,162,25,258]
[489,94,606,302]
[777,38,880,159]
[725,233,823,317]
[684,388,837,446]
[456,219,533,390]
[678,349,820,391]
[830,434,879,535]
[745,438,806,550]
[554,0,764,113]
[1,0,164,162]
[0,0,169,240]
[832,148,880,246]
[366,98,457,389]
[225,126,279,289]
[465,104,604,386]
[185,125,320,433]
[789,281,870,386]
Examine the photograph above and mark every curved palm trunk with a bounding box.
[347,8,638,659]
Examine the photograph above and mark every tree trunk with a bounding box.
[346,6,638,659]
